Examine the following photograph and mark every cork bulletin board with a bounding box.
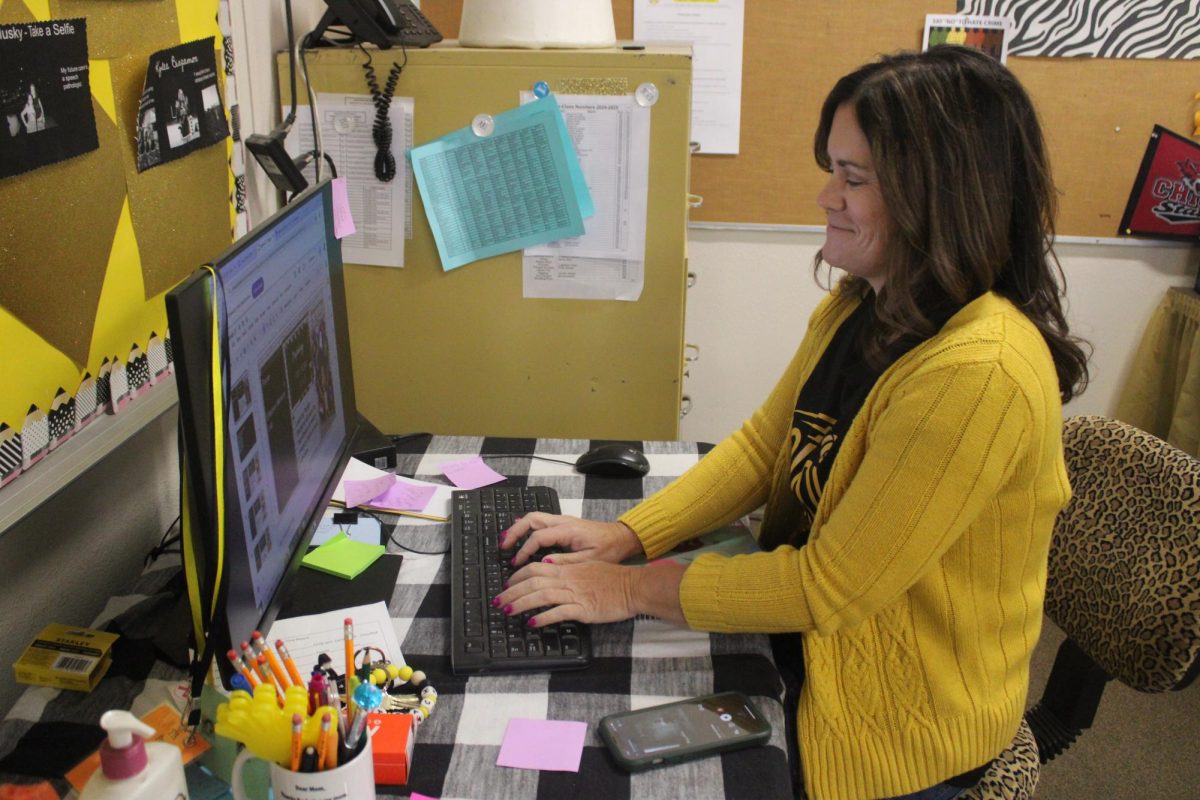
[423,0,1200,237]
[0,0,235,483]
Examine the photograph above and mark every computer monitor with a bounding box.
[166,179,357,686]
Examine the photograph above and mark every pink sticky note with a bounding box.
[440,457,506,490]
[371,479,438,512]
[410,795,439,800]
[497,718,587,772]
[343,474,395,508]
[331,176,356,239]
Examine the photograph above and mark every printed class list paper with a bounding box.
[520,93,650,302]
[409,95,590,271]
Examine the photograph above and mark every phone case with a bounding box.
[599,692,772,772]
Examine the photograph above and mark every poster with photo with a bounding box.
[0,18,98,180]
[136,37,229,172]
[923,15,1010,63]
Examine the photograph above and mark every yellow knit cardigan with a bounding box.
[620,290,1070,800]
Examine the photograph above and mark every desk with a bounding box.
[0,435,792,799]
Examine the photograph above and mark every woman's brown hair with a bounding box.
[814,47,1090,402]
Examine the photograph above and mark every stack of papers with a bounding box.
[302,532,385,580]
[331,458,454,520]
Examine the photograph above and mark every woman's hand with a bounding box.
[494,560,688,628]
[499,513,644,567]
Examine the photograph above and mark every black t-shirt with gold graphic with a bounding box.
[760,294,955,551]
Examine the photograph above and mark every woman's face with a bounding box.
[817,104,890,292]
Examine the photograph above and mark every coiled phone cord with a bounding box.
[359,45,405,182]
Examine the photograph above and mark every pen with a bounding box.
[345,680,383,751]
[308,669,327,717]
[346,674,360,730]
[301,745,318,773]
[316,712,332,771]
[325,677,347,740]
[289,713,303,772]
[276,638,305,687]
[344,705,369,752]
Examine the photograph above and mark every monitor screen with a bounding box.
[167,179,357,684]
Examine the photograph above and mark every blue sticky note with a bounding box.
[310,509,382,547]
[409,95,590,271]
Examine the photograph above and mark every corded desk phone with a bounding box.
[313,0,443,49]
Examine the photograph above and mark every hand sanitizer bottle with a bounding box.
[79,710,189,800]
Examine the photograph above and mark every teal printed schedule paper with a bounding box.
[408,95,592,270]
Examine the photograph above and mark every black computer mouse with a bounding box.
[575,443,650,478]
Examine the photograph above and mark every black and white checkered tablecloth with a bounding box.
[0,436,793,799]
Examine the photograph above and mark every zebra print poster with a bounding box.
[958,1,1200,58]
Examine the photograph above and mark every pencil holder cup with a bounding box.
[230,735,373,800]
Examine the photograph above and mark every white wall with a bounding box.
[229,0,328,224]
[679,229,1197,445]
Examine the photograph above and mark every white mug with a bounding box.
[231,735,374,800]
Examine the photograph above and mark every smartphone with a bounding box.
[599,691,772,772]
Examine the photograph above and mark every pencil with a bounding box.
[317,712,331,770]
[325,712,339,769]
[277,639,305,687]
[344,618,355,720]
[289,713,303,772]
[242,641,265,681]
[253,630,289,689]
[226,648,258,688]
[258,653,284,708]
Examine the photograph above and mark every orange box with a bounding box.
[368,712,414,785]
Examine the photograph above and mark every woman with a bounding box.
[496,46,1089,800]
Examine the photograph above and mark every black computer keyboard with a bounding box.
[450,485,591,675]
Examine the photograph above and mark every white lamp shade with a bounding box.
[459,0,617,49]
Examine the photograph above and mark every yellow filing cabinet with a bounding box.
[281,44,692,440]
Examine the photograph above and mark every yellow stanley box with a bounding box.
[13,623,118,692]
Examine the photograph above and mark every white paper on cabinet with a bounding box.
[288,93,414,268]
[633,0,744,155]
[522,93,650,301]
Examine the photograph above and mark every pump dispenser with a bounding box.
[79,710,189,800]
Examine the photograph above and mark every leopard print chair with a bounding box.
[962,415,1200,800]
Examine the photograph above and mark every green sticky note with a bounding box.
[301,531,385,580]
